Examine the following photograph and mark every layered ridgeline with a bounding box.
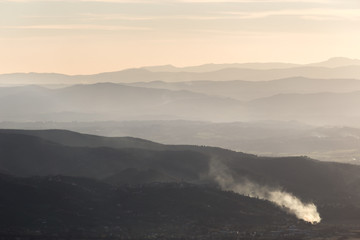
[1,57,360,85]
[2,129,360,226]
[1,81,360,126]
[0,83,242,122]
[127,77,360,101]
[2,120,360,164]
[1,58,360,126]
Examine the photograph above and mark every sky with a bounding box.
[0,0,359,74]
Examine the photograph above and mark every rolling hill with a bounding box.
[1,129,360,214]
[3,120,359,163]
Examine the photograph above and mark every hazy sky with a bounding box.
[0,0,359,74]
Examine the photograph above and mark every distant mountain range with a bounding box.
[0,83,242,122]
[127,77,360,101]
[144,57,360,72]
[247,91,360,125]
[1,81,360,125]
[307,57,360,68]
[1,57,360,85]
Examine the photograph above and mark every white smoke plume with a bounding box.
[210,160,321,224]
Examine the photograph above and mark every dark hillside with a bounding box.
[1,130,360,223]
[0,174,296,238]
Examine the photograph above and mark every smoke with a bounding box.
[209,160,321,224]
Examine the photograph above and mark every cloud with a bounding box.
[25,8,359,23]
[79,13,155,21]
[0,24,152,31]
[219,8,360,21]
[0,0,157,2]
[0,0,332,2]
[177,0,330,2]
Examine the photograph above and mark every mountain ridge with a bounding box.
[1,57,360,84]
[144,57,360,72]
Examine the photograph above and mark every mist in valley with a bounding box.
[2,59,360,165]
[2,58,360,238]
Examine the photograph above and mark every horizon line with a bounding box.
[1,56,359,75]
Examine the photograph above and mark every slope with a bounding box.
[0,174,296,238]
[1,129,360,214]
